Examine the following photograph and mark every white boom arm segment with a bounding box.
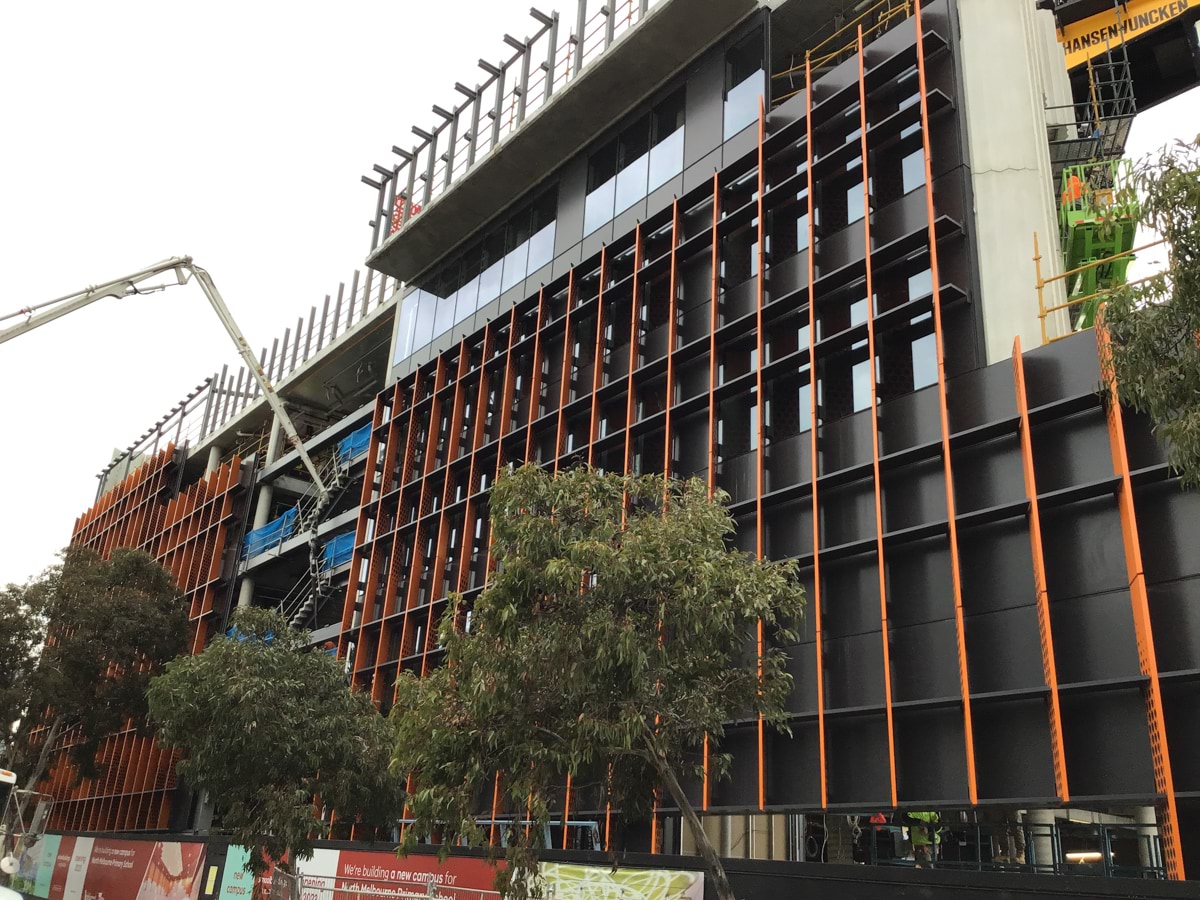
[0,256,328,500]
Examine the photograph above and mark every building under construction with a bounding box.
[29,0,1200,885]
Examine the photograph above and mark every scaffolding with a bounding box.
[1045,19,1137,186]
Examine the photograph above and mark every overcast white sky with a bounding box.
[0,4,1196,587]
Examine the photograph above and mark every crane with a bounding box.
[0,257,328,501]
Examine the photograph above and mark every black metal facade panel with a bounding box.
[342,0,1200,870]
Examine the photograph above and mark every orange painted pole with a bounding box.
[754,95,767,813]
[554,269,577,472]
[702,172,721,811]
[1097,324,1184,879]
[914,0,977,804]
[857,27,898,809]
[588,249,609,469]
[1011,336,1069,803]
[805,56,828,811]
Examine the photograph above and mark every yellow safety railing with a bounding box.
[772,0,913,105]
[1034,231,1167,345]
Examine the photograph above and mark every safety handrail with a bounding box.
[1034,231,1168,344]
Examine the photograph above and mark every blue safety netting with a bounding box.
[321,531,356,571]
[242,507,298,558]
[336,423,371,464]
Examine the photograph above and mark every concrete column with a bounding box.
[1024,808,1057,873]
[250,484,275,532]
[265,415,284,466]
[205,445,223,475]
[955,0,1070,361]
[236,575,255,609]
[1135,805,1159,871]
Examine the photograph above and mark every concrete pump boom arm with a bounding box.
[0,256,329,500]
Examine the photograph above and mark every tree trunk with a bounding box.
[648,752,736,900]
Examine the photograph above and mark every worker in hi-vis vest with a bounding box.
[906,811,941,866]
[1062,171,1084,211]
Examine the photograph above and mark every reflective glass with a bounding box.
[501,241,530,294]
[647,127,684,193]
[433,289,457,338]
[615,152,649,214]
[393,291,420,363]
[902,149,925,194]
[478,260,503,309]
[584,177,616,236]
[456,275,479,323]
[527,221,556,274]
[724,69,764,139]
[413,290,436,351]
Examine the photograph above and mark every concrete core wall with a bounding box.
[956,0,1069,362]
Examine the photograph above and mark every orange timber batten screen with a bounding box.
[36,446,248,832]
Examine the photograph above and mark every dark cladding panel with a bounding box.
[1061,689,1156,799]
[964,605,1046,695]
[886,539,954,629]
[895,707,970,804]
[973,698,1056,802]
[1041,497,1130,601]
[708,726,760,810]
[827,713,891,806]
[1148,578,1200,674]
[766,723,821,807]
[958,518,1037,617]
[1031,410,1114,495]
[554,155,589,258]
[882,456,947,532]
[683,50,725,169]
[1050,590,1142,684]
[952,436,1025,515]
[890,618,965,703]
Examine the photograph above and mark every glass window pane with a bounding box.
[647,126,684,193]
[913,333,937,389]
[724,68,764,139]
[433,289,457,338]
[726,27,763,91]
[527,221,556,274]
[588,140,617,191]
[457,275,480,323]
[584,177,616,235]
[615,152,648,214]
[393,291,420,364]
[908,268,933,300]
[413,290,436,351]
[902,149,925,194]
[847,180,864,225]
[501,241,530,293]
[478,260,503,309]
[652,87,686,146]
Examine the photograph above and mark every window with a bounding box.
[501,202,532,293]
[902,149,925,194]
[649,87,686,192]
[584,87,687,235]
[393,290,420,363]
[528,190,557,273]
[584,138,618,235]
[725,27,764,139]
[615,115,650,214]
[392,187,559,367]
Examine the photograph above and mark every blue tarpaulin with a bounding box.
[321,531,356,571]
[242,507,298,558]
[336,423,371,464]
